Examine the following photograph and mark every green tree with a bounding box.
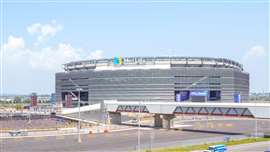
[23,99,31,103]
[15,104,22,110]
[14,96,22,103]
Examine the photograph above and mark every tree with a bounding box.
[15,104,22,110]
[23,99,31,103]
[14,96,22,103]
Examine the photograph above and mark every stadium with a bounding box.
[55,57,249,107]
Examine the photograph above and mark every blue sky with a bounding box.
[0,0,269,94]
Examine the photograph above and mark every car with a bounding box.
[130,118,138,123]
[23,105,30,109]
[205,144,227,152]
[9,130,28,136]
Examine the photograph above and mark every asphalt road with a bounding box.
[228,141,270,152]
[1,119,269,152]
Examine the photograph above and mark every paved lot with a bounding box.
[228,141,270,152]
[0,129,240,152]
[178,119,270,135]
[0,115,76,130]
[1,119,269,152]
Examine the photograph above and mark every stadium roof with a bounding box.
[63,56,243,72]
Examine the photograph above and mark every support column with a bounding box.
[154,114,163,128]
[162,114,175,129]
[108,112,121,125]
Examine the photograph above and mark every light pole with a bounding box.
[254,102,258,137]
[69,78,83,143]
[77,87,82,143]
[138,100,141,152]
[137,97,160,152]
[28,112,31,124]
[150,130,154,151]
[255,118,258,137]
[104,102,109,131]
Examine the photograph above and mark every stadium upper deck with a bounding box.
[63,57,243,72]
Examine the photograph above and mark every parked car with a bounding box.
[9,130,28,136]
[203,144,227,152]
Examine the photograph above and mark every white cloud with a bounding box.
[27,20,62,42]
[27,23,41,35]
[242,45,266,62]
[87,50,104,59]
[2,38,104,71]
[2,36,28,63]
[1,20,107,94]
[28,43,83,70]
[1,20,105,72]
[4,36,25,50]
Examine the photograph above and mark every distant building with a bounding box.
[65,94,73,108]
[50,93,56,104]
[250,92,270,101]
[37,95,50,103]
[31,93,38,106]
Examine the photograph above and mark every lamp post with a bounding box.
[77,87,82,143]
[138,100,141,152]
[137,97,160,152]
[68,78,83,143]
[254,103,258,137]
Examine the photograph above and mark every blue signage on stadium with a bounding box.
[114,57,119,65]
[176,93,181,102]
[190,90,208,96]
[234,93,241,103]
[113,57,123,65]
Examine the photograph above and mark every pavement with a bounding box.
[0,125,139,138]
[1,128,247,152]
[1,119,270,152]
[228,141,270,152]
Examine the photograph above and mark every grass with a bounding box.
[145,137,270,152]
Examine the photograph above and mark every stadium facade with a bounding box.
[55,57,249,106]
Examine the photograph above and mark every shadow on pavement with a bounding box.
[181,128,244,135]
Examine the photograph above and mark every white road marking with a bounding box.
[172,124,192,128]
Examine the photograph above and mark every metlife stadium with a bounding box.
[55,57,249,107]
